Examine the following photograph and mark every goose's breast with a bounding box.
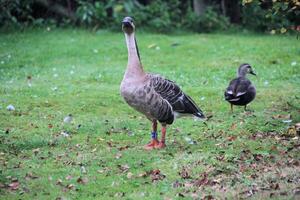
[120,80,157,117]
[121,80,147,105]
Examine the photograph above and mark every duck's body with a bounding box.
[121,17,205,149]
[224,64,256,111]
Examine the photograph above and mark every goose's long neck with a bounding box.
[124,32,144,78]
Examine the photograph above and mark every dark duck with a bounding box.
[224,63,256,112]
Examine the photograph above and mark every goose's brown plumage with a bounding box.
[120,16,205,149]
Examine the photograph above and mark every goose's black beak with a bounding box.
[122,17,133,27]
[122,20,131,27]
[122,17,135,34]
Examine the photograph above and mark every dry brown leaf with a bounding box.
[77,177,88,184]
[272,114,291,120]
[230,123,237,130]
[25,172,39,180]
[32,148,40,155]
[66,184,75,190]
[65,175,73,180]
[56,179,63,185]
[117,145,129,151]
[127,172,133,179]
[179,168,191,179]
[150,169,165,182]
[8,181,19,190]
[227,135,237,141]
[118,164,130,173]
[115,153,122,159]
[172,180,183,188]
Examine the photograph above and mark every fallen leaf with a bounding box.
[66,184,75,190]
[56,179,63,185]
[285,126,297,137]
[148,43,157,49]
[172,180,183,188]
[272,114,291,120]
[230,123,237,130]
[60,131,69,137]
[114,192,125,197]
[32,148,40,155]
[115,152,122,159]
[65,175,73,180]
[25,172,39,180]
[270,182,280,190]
[117,145,129,151]
[127,172,133,179]
[118,164,130,173]
[253,154,263,161]
[203,195,214,200]
[179,168,191,179]
[184,182,194,188]
[150,169,165,182]
[77,177,88,184]
[97,137,105,141]
[138,172,148,178]
[8,181,19,190]
[227,135,237,141]
[177,193,185,197]
[193,173,210,187]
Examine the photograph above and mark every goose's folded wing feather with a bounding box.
[225,78,251,101]
[150,75,205,119]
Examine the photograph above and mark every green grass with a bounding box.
[0,28,299,199]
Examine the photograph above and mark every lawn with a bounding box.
[0,28,299,199]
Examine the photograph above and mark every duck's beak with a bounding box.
[250,70,256,76]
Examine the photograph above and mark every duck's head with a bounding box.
[238,63,256,77]
[122,16,135,35]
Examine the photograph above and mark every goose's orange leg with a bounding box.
[155,125,166,149]
[144,120,159,150]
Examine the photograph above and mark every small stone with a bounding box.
[60,131,69,137]
[63,114,73,123]
[291,61,297,66]
[6,104,15,111]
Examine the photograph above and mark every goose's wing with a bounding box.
[224,78,251,102]
[150,75,205,119]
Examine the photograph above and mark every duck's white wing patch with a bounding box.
[229,98,240,102]
[236,91,246,97]
[226,90,233,95]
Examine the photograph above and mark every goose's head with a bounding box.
[122,16,135,34]
[238,63,256,77]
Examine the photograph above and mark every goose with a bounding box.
[120,16,205,150]
[224,63,256,112]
